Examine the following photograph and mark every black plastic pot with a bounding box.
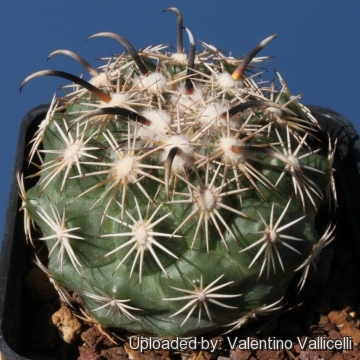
[0,104,50,360]
[0,104,359,359]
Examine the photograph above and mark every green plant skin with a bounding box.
[22,29,334,338]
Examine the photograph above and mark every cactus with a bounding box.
[19,8,336,338]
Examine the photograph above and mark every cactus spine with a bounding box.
[19,8,336,337]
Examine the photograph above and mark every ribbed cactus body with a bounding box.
[21,13,335,337]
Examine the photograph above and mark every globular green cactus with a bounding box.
[19,8,336,337]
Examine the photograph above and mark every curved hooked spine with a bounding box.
[221,99,297,119]
[164,147,181,197]
[232,34,277,80]
[184,27,195,94]
[87,32,149,76]
[47,49,100,78]
[69,107,151,132]
[20,70,112,103]
[163,7,183,53]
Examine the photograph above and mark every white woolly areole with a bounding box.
[199,102,241,130]
[63,143,81,161]
[265,107,283,119]
[219,137,245,164]
[115,156,138,183]
[134,223,148,246]
[137,109,172,139]
[136,73,167,94]
[199,102,225,122]
[217,72,243,89]
[99,93,128,109]
[287,155,300,168]
[196,188,218,212]
[172,84,202,114]
[89,73,109,88]
[106,93,128,107]
[161,135,193,171]
[170,53,188,65]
